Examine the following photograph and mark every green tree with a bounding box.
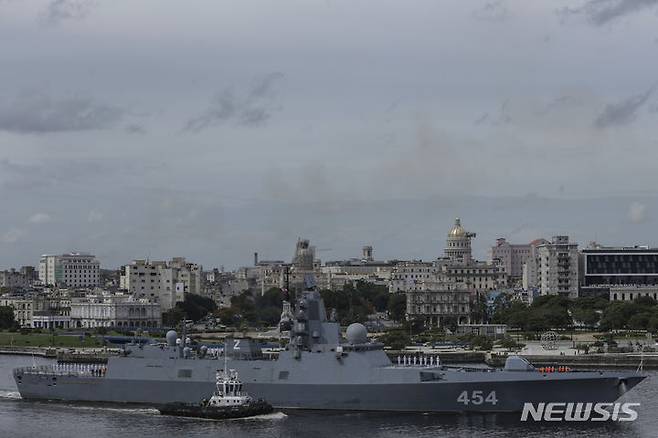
[387,293,407,322]
[162,307,185,327]
[214,307,238,326]
[599,302,637,331]
[377,329,410,350]
[441,316,458,333]
[0,306,17,330]
[497,336,525,351]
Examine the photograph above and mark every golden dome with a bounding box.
[448,218,466,237]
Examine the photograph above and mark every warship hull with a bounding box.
[13,367,644,412]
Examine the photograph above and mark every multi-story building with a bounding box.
[445,218,476,264]
[38,253,100,288]
[535,236,579,298]
[406,281,471,327]
[581,245,658,286]
[437,261,507,296]
[521,239,549,294]
[404,218,505,327]
[0,290,71,328]
[490,238,532,282]
[70,292,161,329]
[20,266,38,283]
[0,295,34,327]
[0,269,29,289]
[389,261,436,293]
[120,258,202,311]
[579,244,658,300]
[320,246,396,290]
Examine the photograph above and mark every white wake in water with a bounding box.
[0,390,21,400]
[62,405,160,415]
[234,411,288,421]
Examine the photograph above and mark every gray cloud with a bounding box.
[28,213,52,224]
[537,95,579,116]
[0,91,124,134]
[473,0,509,22]
[474,99,512,126]
[629,201,648,223]
[0,158,121,191]
[125,124,147,135]
[39,0,96,26]
[593,88,653,128]
[558,0,658,26]
[184,72,284,132]
[0,228,26,244]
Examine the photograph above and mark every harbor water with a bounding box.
[1,355,657,438]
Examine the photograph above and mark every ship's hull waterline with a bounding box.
[14,368,644,413]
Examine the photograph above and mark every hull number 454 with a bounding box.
[457,391,498,406]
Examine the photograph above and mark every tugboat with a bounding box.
[158,354,272,420]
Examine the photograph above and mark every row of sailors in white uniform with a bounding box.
[396,355,440,367]
[51,363,108,377]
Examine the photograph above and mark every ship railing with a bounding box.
[15,364,108,378]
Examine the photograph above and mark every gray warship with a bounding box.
[13,284,646,412]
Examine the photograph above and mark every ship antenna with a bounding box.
[224,343,228,375]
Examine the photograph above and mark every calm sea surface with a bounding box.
[1,355,657,438]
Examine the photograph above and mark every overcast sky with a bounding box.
[1,0,658,269]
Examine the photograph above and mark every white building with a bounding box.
[70,293,161,329]
[535,236,579,298]
[120,257,202,311]
[38,253,100,288]
[609,285,658,302]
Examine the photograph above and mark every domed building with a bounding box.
[444,218,476,264]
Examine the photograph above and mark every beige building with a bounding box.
[120,257,202,311]
[490,238,532,281]
[406,282,471,327]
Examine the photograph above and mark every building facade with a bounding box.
[0,269,29,289]
[404,218,505,328]
[120,258,202,311]
[70,293,160,329]
[38,253,100,288]
[490,238,531,281]
[536,236,579,298]
[581,245,658,286]
[445,218,476,264]
[406,282,471,327]
[579,245,658,300]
